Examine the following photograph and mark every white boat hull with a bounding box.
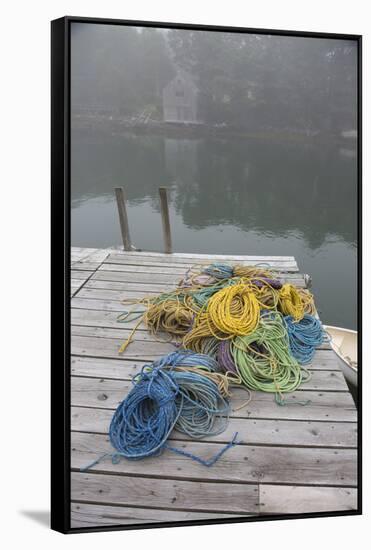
[324,325,357,388]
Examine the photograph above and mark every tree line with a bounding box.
[71,24,357,133]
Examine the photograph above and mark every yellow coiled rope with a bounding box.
[278,283,305,321]
[233,265,274,279]
[144,298,193,337]
[206,283,260,337]
[297,288,316,315]
[117,265,317,363]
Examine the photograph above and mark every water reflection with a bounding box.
[71,130,357,329]
[72,132,356,246]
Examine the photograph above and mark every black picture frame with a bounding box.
[51,15,362,534]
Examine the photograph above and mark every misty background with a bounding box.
[71,23,357,329]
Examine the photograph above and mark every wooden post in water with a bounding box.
[159,187,172,254]
[114,187,132,251]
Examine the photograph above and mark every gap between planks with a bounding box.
[71,471,260,514]
[70,376,357,423]
[70,433,357,487]
[70,350,342,373]
[71,406,357,448]
[70,501,247,528]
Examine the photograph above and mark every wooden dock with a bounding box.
[70,247,358,528]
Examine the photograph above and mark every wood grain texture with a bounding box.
[71,270,95,280]
[70,502,244,528]
[71,406,357,448]
[71,432,357,486]
[71,472,260,513]
[107,251,297,262]
[70,349,341,378]
[69,248,358,522]
[92,268,306,285]
[260,485,357,513]
[71,376,356,422]
[105,252,299,269]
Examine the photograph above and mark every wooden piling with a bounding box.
[114,187,132,251]
[159,187,172,254]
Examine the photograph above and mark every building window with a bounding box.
[175,90,184,97]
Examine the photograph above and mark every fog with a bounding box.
[70,23,357,329]
[71,24,357,133]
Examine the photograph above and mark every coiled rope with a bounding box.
[81,351,239,470]
[116,264,317,400]
[278,284,305,321]
[283,314,325,364]
[207,283,262,337]
[230,311,311,397]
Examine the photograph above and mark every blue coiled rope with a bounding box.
[203,263,234,280]
[81,351,239,471]
[283,314,325,364]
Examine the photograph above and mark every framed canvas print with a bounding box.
[51,16,362,533]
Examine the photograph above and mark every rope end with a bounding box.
[118,339,131,354]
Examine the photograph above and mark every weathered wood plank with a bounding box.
[71,270,95,280]
[71,472,260,513]
[71,309,150,331]
[105,258,299,272]
[84,276,307,292]
[69,248,357,520]
[71,334,175,359]
[69,297,324,330]
[260,485,357,513]
[74,287,157,301]
[72,297,134,312]
[97,263,190,276]
[71,432,357,486]
[71,406,357,448]
[71,332,334,365]
[70,350,341,378]
[85,279,177,293]
[83,249,111,263]
[99,261,300,274]
[71,322,331,352]
[92,264,185,285]
[107,251,296,262]
[71,377,357,422]
[71,248,110,265]
[71,355,146,378]
[70,332,345,390]
[71,280,84,289]
[106,252,297,265]
[70,502,242,528]
[71,325,166,342]
[75,283,310,301]
[72,247,95,254]
[93,268,307,284]
[71,248,99,263]
[71,262,104,272]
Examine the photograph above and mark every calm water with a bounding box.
[71,130,357,329]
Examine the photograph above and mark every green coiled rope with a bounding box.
[230,311,311,396]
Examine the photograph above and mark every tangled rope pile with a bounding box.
[106,262,326,467]
[117,263,321,393]
[230,311,310,395]
[81,351,239,470]
[283,314,325,364]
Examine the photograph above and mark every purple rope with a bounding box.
[251,277,282,289]
[218,340,237,374]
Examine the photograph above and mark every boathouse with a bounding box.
[163,72,198,123]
